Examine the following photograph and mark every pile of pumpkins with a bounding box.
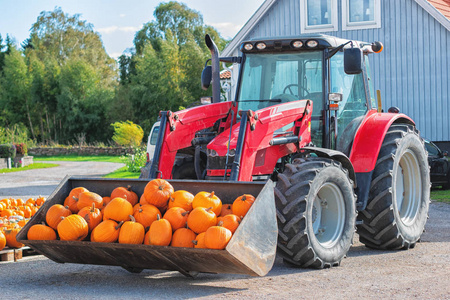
[27,179,255,250]
[0,196,46,251]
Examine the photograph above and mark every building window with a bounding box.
[301,0,338,33]
[342,0,381,30]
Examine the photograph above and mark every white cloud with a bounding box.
[109,52,124,60]
[97,26,141,34]
[208,22,243,39]
[119,14,126,18]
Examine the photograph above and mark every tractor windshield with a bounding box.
[238,51,324,145]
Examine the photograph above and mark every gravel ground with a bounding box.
[0,162,449,299]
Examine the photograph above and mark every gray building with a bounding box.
[222,0,450,149]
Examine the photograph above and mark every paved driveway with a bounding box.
[0,161,124,199]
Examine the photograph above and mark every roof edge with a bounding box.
[221,0,277,57]
[415,0,450,31]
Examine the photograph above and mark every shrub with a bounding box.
[111,121,144,147]
[14,143,28,156]
[121,147,147,173]
[0,144,17,158]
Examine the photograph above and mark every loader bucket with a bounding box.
[17,176,277,277]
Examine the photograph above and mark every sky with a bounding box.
[0,0,265,59]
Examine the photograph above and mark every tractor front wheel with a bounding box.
[275,158,356,268]
[357,124,430,249]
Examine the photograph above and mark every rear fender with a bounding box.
[349,110,415,173]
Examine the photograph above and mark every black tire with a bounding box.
[357,124,430,249]
[275,158,357,268]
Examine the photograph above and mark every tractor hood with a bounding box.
[206,121,241,157]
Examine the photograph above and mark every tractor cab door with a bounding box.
[330,52,373,153]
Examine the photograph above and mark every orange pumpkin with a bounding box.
[204,222,232,250]
[4,226,25,248]
[133,204,161,231]
[78,203,103,232]
[163,207,189,231]
[46,204,72,230]
[91,220,123,243]
[76,191,103,211]
[219,204,233,217]
[192,191,222,216]
[103,197,133,222]
[35,196,46,206]
[193,232,206,249]
[119,215,145,244]
[57,215,89,241]
[148,214,172,246]
[217,214,241,234]
[111,186,139,206]
[143,179,174,208]
[232,194,255,218]
[171,227,196,248]
[66,187,89,213]
[0,231,6,250]
[27,223,57,240]
[168,190,194,211]
[186,207,217,234]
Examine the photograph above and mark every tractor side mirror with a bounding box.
[201,65,212,90]
[344,47,363,75]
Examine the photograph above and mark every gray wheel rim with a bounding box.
[312,183,345,248]
[395,149,421,226]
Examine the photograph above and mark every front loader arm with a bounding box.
[230,100,313,182]
[149,101,234,179]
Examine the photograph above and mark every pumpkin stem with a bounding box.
[127,185,132,191]
[90,202,96,212]
[72,196,79,201]
[129,215,136,222]
[209,191,215,198]
[115,221,124,230]
[217,221,224,227]
[241,195,246,201]
[181,211,189,217]
[156,214,161,220]
[192,240,198,245]
[139,208,143,213]
[206,207,213,212]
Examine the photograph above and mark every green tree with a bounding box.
[111,120,143,147]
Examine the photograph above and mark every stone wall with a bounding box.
[29,146,134,156]
[14,155,34,167]
[0,158,7,169]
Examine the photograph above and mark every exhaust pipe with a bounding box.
[205,34,220,103]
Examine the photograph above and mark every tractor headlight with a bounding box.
[306,40,318,48]
[256,42,266,50]
[207,149,218,157]
[244,43,254,51]
[291,40,303,48]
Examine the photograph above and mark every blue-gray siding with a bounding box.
[241,0,450,141]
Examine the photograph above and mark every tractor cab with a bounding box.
[234,35,381,150]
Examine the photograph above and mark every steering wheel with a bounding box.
[283,84,310,98]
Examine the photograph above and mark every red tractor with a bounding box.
[146,34,430,269]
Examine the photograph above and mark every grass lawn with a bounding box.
[34,155,123,163]
[0,162,59,173]
[102,167,140,179]
[430,188,450,204]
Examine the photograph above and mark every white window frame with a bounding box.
[300,0,338,33]
[342,0,381,30]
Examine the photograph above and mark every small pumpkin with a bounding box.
[0,231,6,250]
[91,220,123,243]
[232,194,255,218]
[57,214,89,241]
[171,227,196,248]
[204,222,232,250]
[78,203,103,232]
[27,223,57,240]
[217,214,241,234]
[143,179,174,208]
[119,215,145,244]
[111,186,139,206]
[186,207,217,234]
[192,191,222,216]
[163,207,189,231]
[148,214,172,246]
[103,197,133,222]
[66,187,89,213]
[193,232,206,249]
[4,226,24,248]
[46,204,72,230]
[133,204,161,231]
[219,204,233,217]
[168,190,194,211]
[76,191,103,211]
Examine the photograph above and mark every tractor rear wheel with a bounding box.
[357,124,430,249]
[275,158,356,268]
